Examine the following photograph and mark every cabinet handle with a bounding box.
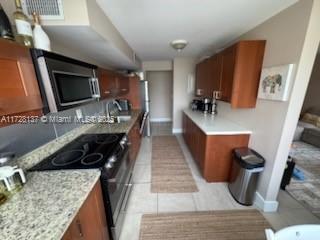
[76,219,84,238]
[104,91,110,94]
[121,88,127,91]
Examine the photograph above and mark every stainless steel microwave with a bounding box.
[31,49,100,113]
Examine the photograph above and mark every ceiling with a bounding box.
[97,0,297,61]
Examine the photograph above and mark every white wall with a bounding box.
[173,57,197,132]
[142,61,173,72]
[51,39,111,69]
[147,71,173,121]
[217,0,320,211]
[302,53,320,113]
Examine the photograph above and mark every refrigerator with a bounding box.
[139,80,151,137]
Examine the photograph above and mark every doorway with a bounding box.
[146,71,173,136]
[284,44,320,218]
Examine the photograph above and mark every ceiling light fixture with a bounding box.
[170,39,188,52]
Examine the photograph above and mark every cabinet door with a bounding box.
[220,45,236,102]
[208,54,222,93]
[62,182,109,240]
[119,75,129,95]
[128,116,142,163]
[195,127,206,171]
[120,75,141,109]
[78,182,108,240]
[62,216,83,240]
[0,39,43,119]
[195,60,207,97]
[98,68,116,99]
[182,113,187,142]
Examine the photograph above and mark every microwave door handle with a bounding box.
[94,78,101,98]
[91,78,100,98]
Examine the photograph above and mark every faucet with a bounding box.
[105,100,122,118]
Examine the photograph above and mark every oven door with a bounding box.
[101,148,134,240]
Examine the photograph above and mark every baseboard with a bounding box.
[254,192,279,212]
[172,128,183,134]
[150,118,172,122]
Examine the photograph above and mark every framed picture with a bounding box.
[258,64,295,101]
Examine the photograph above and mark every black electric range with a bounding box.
[29,133,133,240]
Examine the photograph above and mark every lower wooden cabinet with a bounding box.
[183,113,249,182]
[62,181,109,240]
[128,114,142,163]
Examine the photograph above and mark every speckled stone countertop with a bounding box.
[0,110,141,240]
[0,170,101,240]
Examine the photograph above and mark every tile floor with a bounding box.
[119,135,320,240]
[150,122,172,136]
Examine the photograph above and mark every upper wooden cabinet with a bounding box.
[219,45,236,102]
[119,75,129,95]
[98,68,130,99]
[62,181,109,240]
[195,40,266,108]
[119,75,141,109]
[195,59,207,97]
[0,39,43,121]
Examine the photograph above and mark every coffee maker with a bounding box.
[191,91,221,114]
[191,98,212,114]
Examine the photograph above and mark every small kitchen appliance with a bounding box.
[31,49,100,114]
[29,133,132,240]
[0,166,26,194]
[115,99,131,112]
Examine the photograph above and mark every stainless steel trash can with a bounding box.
[228,148,265,205]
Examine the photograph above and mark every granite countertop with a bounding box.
[0,110,141,240]
[183,109,251,135]
[0,170,101,240]
[86,109,141,135]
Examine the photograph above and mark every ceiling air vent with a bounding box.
[21,0,64,20]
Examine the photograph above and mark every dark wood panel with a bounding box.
[122,75,141,109]
[62,181,109,240]
[204,134,250,182]
[0,39,43,121]
[220,45,236,102]
[128,113,142,163]
[231,40,266,108]
[98,68,117,99]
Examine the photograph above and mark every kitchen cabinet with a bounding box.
[195,40,265,108]
[121,75,141,109]
[183,113,249,182]
[195,55,222,98]
[119,75,129,95]
[208,54,222,94]
[98,68,130,99]
[62,181,109,240]
[195,59,208,97]
[98,68,115,99]
[128,114,142,163]
[0,39,43,126]
[219,45,236,102]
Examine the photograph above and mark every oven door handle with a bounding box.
[139,111,149,135]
